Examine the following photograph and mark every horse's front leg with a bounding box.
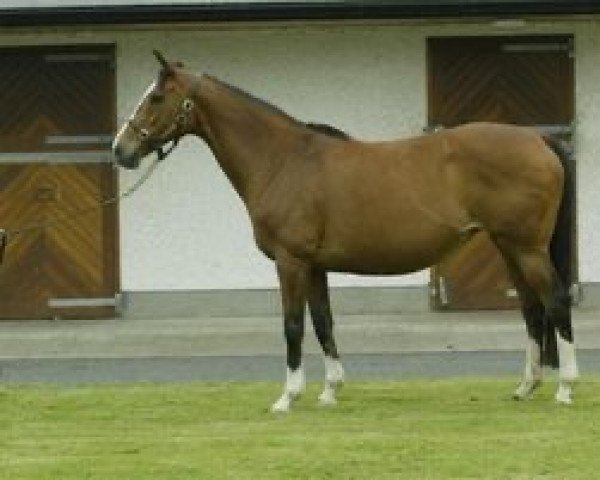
[308,269,344,406]
[271,255,309,413]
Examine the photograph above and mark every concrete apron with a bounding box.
[0,308,597,360]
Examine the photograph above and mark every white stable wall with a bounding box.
[572,21,600,285]
[115,25,426,290]
[1,17,599,292]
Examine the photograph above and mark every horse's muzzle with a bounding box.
[112,144,141,170]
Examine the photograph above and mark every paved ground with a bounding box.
[3,350,600,384]
[0,307,597,383]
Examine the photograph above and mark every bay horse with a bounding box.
[113,51,577,411]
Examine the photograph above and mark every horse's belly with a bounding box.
[315,228,461,275]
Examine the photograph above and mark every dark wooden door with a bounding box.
[427,36,575,310]
[0,46,118,319]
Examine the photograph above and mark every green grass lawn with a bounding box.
[1,378,599,480]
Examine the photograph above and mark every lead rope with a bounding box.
[0,154,163,265]
[0,83,196,264]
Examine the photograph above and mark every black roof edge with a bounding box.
[2,2,600,28]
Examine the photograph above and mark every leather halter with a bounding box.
[128,79,198,163]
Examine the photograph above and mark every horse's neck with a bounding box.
[194,77,299,205]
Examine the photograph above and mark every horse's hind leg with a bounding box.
[502,245,578,403]
[548,278,578,404]
[513,297,546,400]
[308,269,344,406]
[496,242,545,399]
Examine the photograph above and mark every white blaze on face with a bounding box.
[134,81,158,116]
[112,121,129,153]
[112,81,157,153]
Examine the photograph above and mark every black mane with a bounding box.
[305,122,351,140]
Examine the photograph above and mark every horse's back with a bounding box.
[445,122,560,175]
[254,121,563,274]
[313,122,563,270]
[305,134,470,273]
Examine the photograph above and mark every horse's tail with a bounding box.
[541,135,575,368]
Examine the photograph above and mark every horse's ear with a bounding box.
[153,49,171,71]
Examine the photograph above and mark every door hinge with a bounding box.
[506,288,519,299]
[423,124,444,134]
[438,276,450,307]
[570,283,582,306]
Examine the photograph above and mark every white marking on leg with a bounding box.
[514,337,542,400]
[318,355,344,406]
[556,333,578,381]
[555,382,573,405]
[555,333,578,405]
[271,364,305,413]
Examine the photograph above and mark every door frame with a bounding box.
[426,34,577,310]
[0,43,120,319]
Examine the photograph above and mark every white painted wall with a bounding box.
[1,17,599,291]
[115,25,427,290]
[573,21,600,285]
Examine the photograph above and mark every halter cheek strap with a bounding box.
[173,97,195,135]
[150,78,201,162]
[154,97,196,161]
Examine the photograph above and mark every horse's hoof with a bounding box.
[318,391,337,407]
[555,395,573,405]
[513,380,541,401]
[271,393,296,413]
[512,387,532,401]
[271,399,291,413]
[512,389,532,401]
[555,383,573,405]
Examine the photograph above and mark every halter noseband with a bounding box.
[129,90,197,163]
[156,137,180,161]
[156,96,195,160]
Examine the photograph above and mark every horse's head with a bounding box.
[112,50,197,169]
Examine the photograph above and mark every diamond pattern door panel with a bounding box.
[0,163,117,319]
[0,46,117,319]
